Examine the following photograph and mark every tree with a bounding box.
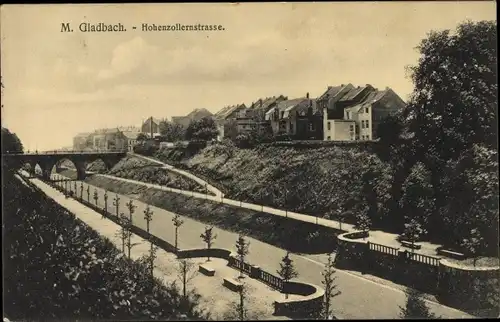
[235,234,250,278]
[399,287,436,319]
[86,185,90,202]
[321,253,341,320]
[103,191,109,217]
[1,127,24,154]
[200,226,217,261]
[159,121,186,142]
[277,252,298,299]
[136,133,148,141]
[116,212,128,253]
[185,117,218,141]
[172,214,184,252]
[143,205,154,235]
[399,163,435,233]
[93,189,99,206]
[113,194,120,218]
[402,218,426,253]
[80,182,84,200]
[405,20,497,164]
[225,282,249,321]
[354,212,372,240]
[125,200,137,258]
[461,228,484,267]
[176,259,197,302]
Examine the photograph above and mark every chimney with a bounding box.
[306,92,309,99]
[259,99,263,107]
[341,84,344,86]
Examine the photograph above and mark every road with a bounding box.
[46,173,471,319]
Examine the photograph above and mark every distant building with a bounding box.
[91,128,127,151]
[119,126,142,152]
[73,132,92,150]
[319,83,406,141]
[248,95,288,121]
[213,103,247,141]
[265,93,322,140]
[171,108,214,130]
[141,117,161,138]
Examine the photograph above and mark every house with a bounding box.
[249,95,288,121]
[320,83,406,141]
[172,108,214,129]
[265,93,322,140]
[91,128,128,151]
[73,132,92,150]
[232,108,271,137]
[119,126,142,152]
[213,103,247,141]
[141,117,162,138]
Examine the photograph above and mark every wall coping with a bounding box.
[338,231,369,245]
[440,258,500,272]
[274,282,325,304]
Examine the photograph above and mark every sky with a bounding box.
[1,2,496,151]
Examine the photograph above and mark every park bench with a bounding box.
[437,248,465,260]
[222,277,242,292]
[198,264,215,276]
[400,240,422,250]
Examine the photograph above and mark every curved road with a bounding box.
[43,171,471,319]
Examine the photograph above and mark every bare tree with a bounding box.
[200,226,217,261]
[277,252,298,299]
[172,213,184,252]
[116,212,127,253]
[80,182,84,200]
[224,282,249,321]
[86,185,90,202]
[176,259,197,301]
[113,194,120,218]
[126,199,137,257]
[93,188,99,206]
[235,234,250,279]
[321,253,341,319]
[103,191,108,218]
[143,205,154,235]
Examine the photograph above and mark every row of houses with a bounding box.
[73,126,145,152]
[212,83,406,142]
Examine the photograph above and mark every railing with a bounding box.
[259,270,284,291]
[403,251,440,266]
[4,149,128,156]
[228,257,252,275]
[368,242,399,256]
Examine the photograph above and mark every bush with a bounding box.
[3,175,207,321]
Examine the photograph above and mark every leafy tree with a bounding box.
[402,218,426,253]
[1,127,24,154]
[185,117,218,141]
[461,228,484,267]
[321,253,341,320]
[113,194,120,218]
[225,282,249,321]
[172,214,184,252]
[399,287,436,319]
[354,212,372,240]
[277,252,298,299]
[159,121,186,142]
[136,133,148,141]
[235,234,250,278]
[103,191,109,217]
[405,20,497,164]
[200,226,217,261]
[399,163,435,233]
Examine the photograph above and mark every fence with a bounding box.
[403,251,440,266]
[228,257,253,275]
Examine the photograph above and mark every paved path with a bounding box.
[130,153,223,197]
[43,172,472,319]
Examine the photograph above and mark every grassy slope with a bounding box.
[86,156,209,194]
[84,175,340,254]
[154,143,394,228]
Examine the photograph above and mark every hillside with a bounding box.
[153,143,395,230]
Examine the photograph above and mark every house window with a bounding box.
[280,111,284,119]
[365,107,369,113]
[309,123,315,131]
[346,112,350,119]
[350,125,354,132]
[290,122,294,132]
[366,120,370,128]
[327,136,331,140]
[327,122,331,131]
[361,120,365,129]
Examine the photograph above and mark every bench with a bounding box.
[437,248,465,260]
[400,240,422,250]
[198,264,215,276]
[223,277,242,292]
